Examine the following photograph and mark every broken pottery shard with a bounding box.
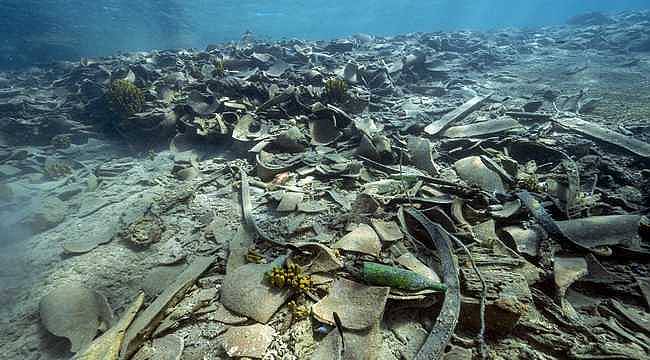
[386,310,429,360]
[232,113,255,142]
[312,278,389,330]
[554,257,588,296]
[327,190,351,211]
[490,199,521,219]
[333,223,381,257]
[310,117,341,145]
[131,334,184,360]
[293,242,343,274]
[40,283,114,353]
[610,300,650,334]
[121,256,215,359]
[453,156,506,193]
[556,215,643,249]
[72,292,144,360]
[222,323,275,359]
[554,257,588,316]
[443,117,522,138]
[407,136,439,176]
[637,277,650,311]
[370,218,403,243]
[208,303,248,325]
[581,254,622,284]
[310,323,382,360]
[276,191,304,212]
[62,220,118,254]
[220,259,292,323]
[556,117,650,158]
[396,252,441,284]
[424,93,493,136]
[226,225,255,274]
[141,264,186,297]
[500,225,543,257]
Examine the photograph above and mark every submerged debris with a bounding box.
[3,9,650,360]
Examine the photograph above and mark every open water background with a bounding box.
[1,0,649,68]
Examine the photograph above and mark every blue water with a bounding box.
[1,0,649,67]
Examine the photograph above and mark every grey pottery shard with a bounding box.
[222,323,275,359]
[555,215,644,249]
[63,219,118,254]
[220,259,292,323]
[556,117,650,158]
[443,117,522,138]
[333,223,382,257]
[407,136,439,176]
[132,334,184,360]
[40,283,114,353]
[453,156,506,193]
[424,93,493,136]
[311,278,389,330]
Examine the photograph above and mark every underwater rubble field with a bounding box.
[1,10,650,360]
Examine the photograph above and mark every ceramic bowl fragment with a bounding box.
[40,283,114,353]
[220,259,292,323]
[309,116,341,145]
[311,278,389,330]
[333,223,381,257]
[453,156,506,193]
[292,242,343,274]
[206,303,248,325]
[132,334,184,360]
[370,219,403,243]
[222,323,275,359]
[63,221,118,255]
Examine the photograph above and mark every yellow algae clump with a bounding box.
[266,263,313,293]
[324,77,348,103]
[107,79,144,118]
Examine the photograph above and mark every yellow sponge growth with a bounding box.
[267,263,313,293]
[107,79,144,117]
[324,78,348,103]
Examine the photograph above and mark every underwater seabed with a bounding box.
[1,10,650,360]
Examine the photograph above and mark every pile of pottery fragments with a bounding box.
[2,10,650,360]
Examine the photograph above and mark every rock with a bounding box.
[457,245,532,335]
